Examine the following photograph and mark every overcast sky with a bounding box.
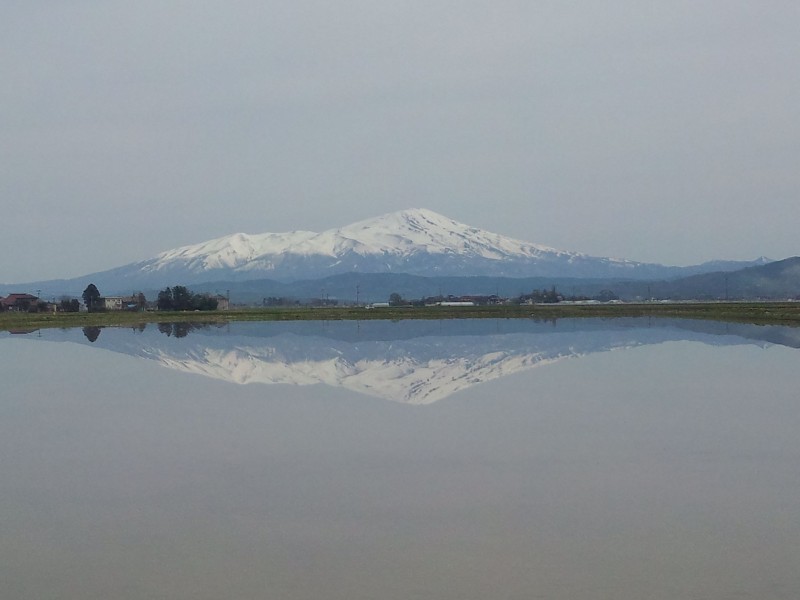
[2,1,799,283]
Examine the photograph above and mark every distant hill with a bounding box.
[648,256,800,300]
[520,256,800,301]
[175,258,799,305]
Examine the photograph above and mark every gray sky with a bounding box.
[2,1,799,283]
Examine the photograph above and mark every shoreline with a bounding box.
[2,302,800,332]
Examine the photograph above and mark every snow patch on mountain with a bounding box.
[143,230,317,273]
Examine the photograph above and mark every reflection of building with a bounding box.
[0,293,39,311]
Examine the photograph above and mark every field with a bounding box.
[2,302,800,333]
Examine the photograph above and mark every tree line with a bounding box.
[77,283,219,312]
[80,284,146,312]
[156,286,218,311]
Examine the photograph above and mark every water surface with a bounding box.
[1,318,799,599]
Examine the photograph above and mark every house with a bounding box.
[100,296,125,311]
[365,302,392,309]
[214,296,230,311]
[0,293,40,311]
[98,295,146,311]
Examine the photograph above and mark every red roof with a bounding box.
[1,293,39,307]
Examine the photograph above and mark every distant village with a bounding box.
[1,284,623,313]
[0,285,230,313]
[266,287,621,308]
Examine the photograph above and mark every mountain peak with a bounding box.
[326,207,568,260]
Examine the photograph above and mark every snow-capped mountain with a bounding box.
[7,208,772,295]
[121,208,642,285]
[42,208,760,292]
[151,208,568,268]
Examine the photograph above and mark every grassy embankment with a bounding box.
[2,302,800,333]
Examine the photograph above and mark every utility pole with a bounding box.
[356,284,360,307]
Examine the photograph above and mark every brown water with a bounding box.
[1,320,799,599]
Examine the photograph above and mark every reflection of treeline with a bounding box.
[82,322,148,342]
[81,321,219,342]
[157,322,220,338]
[157,286,218,311]
[83,326,102,342]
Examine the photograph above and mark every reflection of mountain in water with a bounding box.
[26,319,800,404]
[147,333,612,404]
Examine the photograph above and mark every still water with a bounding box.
[1,318,799,599]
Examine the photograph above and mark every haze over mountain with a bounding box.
[2,209,771,296]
